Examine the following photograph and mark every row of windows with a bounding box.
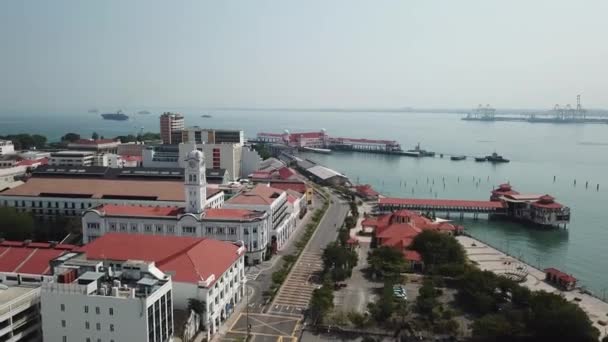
[60,304,114,316]
[63,338,115,342]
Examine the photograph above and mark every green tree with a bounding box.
[368,282,396,323]
[411,230,466,268]
[0,207,35,240]
[367,246,406,279]
[526,291,599,342]
[61,133,81,142]
[92,132,99,140]
[472,314,519,341]
[253,144,271,160]
[322,241,358,281]
[310,282,334,324]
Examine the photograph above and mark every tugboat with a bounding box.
[450,155,466,161]
[486,152,510,163]
[201,114,213,118]
[101,110,129,121]
[407,143,435,157]
[474,156,487,162]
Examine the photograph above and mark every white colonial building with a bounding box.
[82,150,271,263]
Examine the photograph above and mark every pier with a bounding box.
[378,197,505,219]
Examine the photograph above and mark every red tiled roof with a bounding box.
[78,234,243,286]
[227,184,284,206]
[96,205,184,217]
[379,197,504,209]
[376,223,421,241]
[355,184,379,197]
[16,157,48,167]
[403,250,422,262]
[0,242,76,275]
[204,208,265,220]
[332,137,397,145]
[278,167,295,180]
[2,178,220,202]
[268,181,306,194]
[544,267,577,283]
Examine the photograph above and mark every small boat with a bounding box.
[201,114,213,118]
[450,155,466,161]
[399,151,421,157]
[407,143,435,157]
[474,157,487,162]
[101,110,129,121]
[486,152,510,163]
[137,110,151,115]
[88,108,98,113]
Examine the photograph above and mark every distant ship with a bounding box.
[486,152,509,163]
[201,114,213,118]
[407,143,435,157]
[101,110,129,121]
[88,109,98,113]
[450,155,466,161]
[137,110,151,115]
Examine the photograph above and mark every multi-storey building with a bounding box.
[159,113,184,144]
[178,143,242,182]
[48,151,96,167]
[181,127,244,145]
[224,184,293,252]
[0,165,224,219]
[76,233,246,336]
[66,139,121,154]
[0,140,16,157]
[41,259,174,342]
[81,150,270,263]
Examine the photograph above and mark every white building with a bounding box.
[41,259,174,342]
[240,146,262,180]
[67,139,121,153]
[0,140,15,157]
[0,240,79,342]
[81,150,270,263]
[0,284,41,342]
[224,184,294,252]
[49,151,96,167]
[0,172,224,219]
[76,233,246,336]
[17,151,50,161]
[0,166,27,190]
[142,145,180,168]
[179,143,243,181]
[182,127,245,145]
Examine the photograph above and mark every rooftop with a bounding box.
[268,181,307,194]
[227,184,284,206]
[1,177,220,201]
[306,165,345,180]
[68,139,120,146]
[379,197,505,209]
[0,241,77,275]
[77,234,244,286]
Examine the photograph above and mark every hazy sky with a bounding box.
[1,0,607,111]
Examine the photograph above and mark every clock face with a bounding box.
[188,160,197,168]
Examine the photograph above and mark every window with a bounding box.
[110,323,114,332]
[86,339,90,342]
[253,227,257,234]
[182,226,196,234]
[109,307,114,315]
[244,228,249,235]
[253,241,258,249]
[206,227,213,234]
[120,223,127,231]
[217,227,225,234]
[96,322,101,330]
[85,321,90,329]
[61,320,66,327]
[95,306,100,314]
[167,225,174,233]
[84,305,89,313]
[62,337,67,342]
[87,223,100,230]
[229,227,236,235]
[130,223,138,232]
[144,224,152,232]
[155,224,163,233]
[60,304,65,311]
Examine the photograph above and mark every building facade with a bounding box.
[0,140,16,157]
[182,127,244,145]
[76,234,246,336]
[81,150,270,263]
[160,113,184,145]
[41,260,174,342]
[49,151,96,167]
[66,139,121,154]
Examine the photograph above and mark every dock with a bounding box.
[378,197,505,219]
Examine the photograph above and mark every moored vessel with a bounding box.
[101,110,129,121]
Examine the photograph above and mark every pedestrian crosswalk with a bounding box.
[245,267,262,281]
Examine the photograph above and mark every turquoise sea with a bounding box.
[1,109,608,295]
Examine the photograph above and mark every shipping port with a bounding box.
[463,95,608,124]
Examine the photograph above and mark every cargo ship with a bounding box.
[101,110,129,121]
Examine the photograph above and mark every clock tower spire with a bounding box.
[184,149,206,214]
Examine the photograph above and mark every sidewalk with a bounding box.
[209,285,255,342]
[458,235,608,340]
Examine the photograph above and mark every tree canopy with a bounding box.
[0,207,35,240]
[322,241,358,281]
[0,134,47,150]
[60,133,81,142]
[411,230,466,267]
[367,246,406,279]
